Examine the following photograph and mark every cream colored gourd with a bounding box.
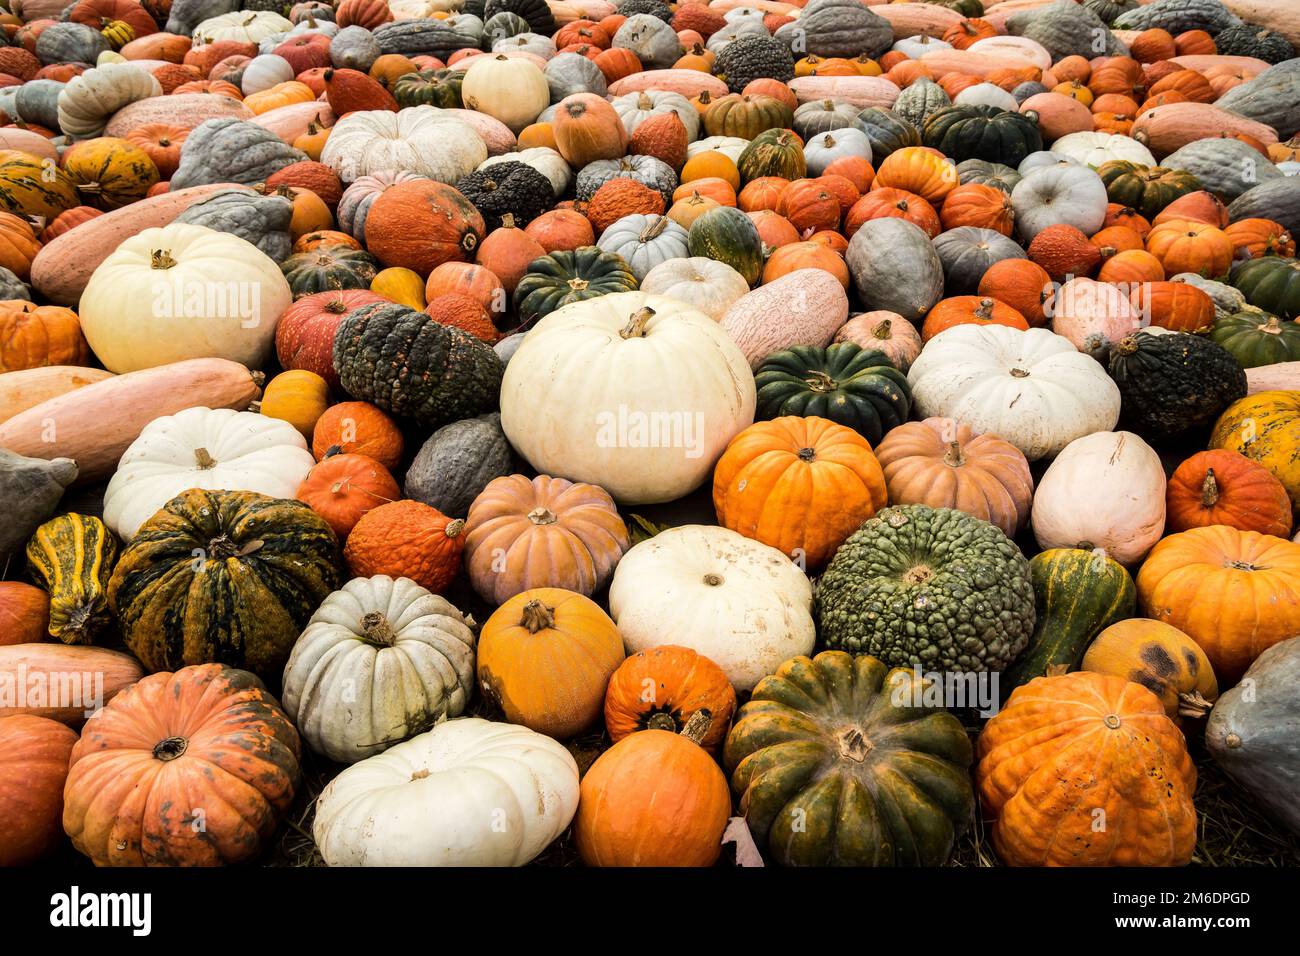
[500,292,756,504]
[78,223,291,374]
[281,575,476,764]
[320,106,488,183]
[607,524,814,691]
[1031,430,1167,566]
[480,147,571,197]
[241,55,296,96]
[1051,277,1143,360]
[1050,131,1155,168]
[639,257,749,321]
[906,325,1121,461]
[56,63,163,139]
[461,55,550,134]
[611,90,700,140]
[102,406,314,540]
[192,11,293,44]
[312,717,579,866]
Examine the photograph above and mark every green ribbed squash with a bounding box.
[685,206,764,286]
[107,489,344,679]
[1230,256,1300,320]
[921,105,1043,167]
[737,128,806,183]
[1210,307,1300,368]
[513,245,638,323]
[391,69,464,109]
[852,107,920,160]
[1097,161,1201,219]
[724,651,974,866]
[281,245,380,298]
[1003,547,1136,692]
[26,514,118,646]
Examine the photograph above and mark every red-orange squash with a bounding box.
[603,645,736,754]
[1166,449,1292,538]
[0,715,78,866]
[295,453,399,541]
[344,500,464,594]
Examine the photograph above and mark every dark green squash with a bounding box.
[922,105,1043,167]
[1213,24,1296,65]
[333,301,503,429]
[723,651,974,866]
[956,158,1021,194]
[1230,255,1300,319]
[280,244,380,298]
[1107,330,1247,439]
[107,489,344,679]
[685,206,764,286]
[714,33,794,93]
[1097,160,1201,219]
[1002,547,1136,694]
[927,0,984,16]
[454,160,553,231]
[852,107,921,161]
[736,128,806,183]
[391,68,464,109]
[513,245,638,323]
[26,513,117,646]
[754,342,911,444]
[482,0,554,34]
[1210,307,1300,368]
[1082,0,1137,25]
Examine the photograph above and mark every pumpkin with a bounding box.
[712,416,886,569]
[0,715,77,866]
[1211,308,1300,370]
[1223,217,1296,260]
[874,417,1034,537]
[1230,255,1300,319]
[923,103,1044,167]
[501,292,755,505]
[344,499,464,595]
[281,243,380,298]
[832,311,923,372]
[1166,449,1293,538]
[641,256,749,320]
[0,212,40,281]
[478,587,623,739]
[313,716,578,866]
[0,300,89,373]
[62,663,300,867]
[525,209,595,252]
[1131,279,1215,332]
[25,513,117,646]
[604,645,736,754]
[320,106,487,185]
[977,258,1053,326]
[281,574,475,763]
[513,245,638,323]
[872,145,957,205]
[940,181,1014,235]
[475,217,546,293]
[295,453,399,541]
[976,671,1196,867]
[0,582,49,647]
[737,127,806,182]
[1210,390,1300,514]
[1011,162,1109,241]
[1145,218,1233,279]
[847,217,946,320]
[403,411,513,520]
[845,187,941,239]
[724,651,974,866]
[370,265,426,310]
[922,295,1028,341]
[1107,330,1247,439]
[1137,524,1300,683]
[311,400,403,469]
[1082,619,1218,722]
[0,149,79,224]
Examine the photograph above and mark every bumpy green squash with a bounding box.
[1107,330,1247,439]
[686,206,764,286]
[1003,547,1136,692]
[1211,307,1300,368]
[513,246,638,323]
[108,489,344,679]
[724,651,974,866]
[852,107,920,161]
[26,514,118,645]
[1231,256,1300,320]
[816,504,1035,672]
[392,69,464,109]
[1097,161,1201,219]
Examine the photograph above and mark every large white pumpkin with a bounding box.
[907,325,1121,461]
[281,575,476,764]
[192,11,292,44]
[320,106,488,183]
[312,717,579,866]
[78,223,292,375]
[460,54,550,134]
[607,524,815,691]
[500,292,756,504]
[1031,431,1167,566]
[102,406,314,540]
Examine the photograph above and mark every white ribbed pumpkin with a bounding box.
[639,257,750,320]
[320,106,487,182]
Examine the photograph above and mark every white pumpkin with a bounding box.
[461,54,550,134]
[389,0,459,16]
[804,127,872,176]
[893,35,952,59]
[608,524,815,691]
[491,32,557,60]
[1050,131,1156,169]
[192,11,293,44]
[595,213,689,282]
[500,291,756,504]
[1050,277,1142,360]
[313,717,579,866]
[241,54,295,95]
[78,223,292,375]
[1031,430,1167,565]
[1011,162,1108,241]
[907,324,1122,461]
[686,135,749,161]
[56,63,163,139]
[103,406,314,540]
[955,82,1019,112]
[479,147,571,197]
[320,106,488,183]
[639,257,750,321]
[281,575,476,764]
[612,90,700,141]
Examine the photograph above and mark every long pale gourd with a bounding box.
[1171,54,1272,74]
[1246,361,1300,395]
[0,366,114,424]
[0,358,262,482]
[608,70,730,99]
[1220,0,1300,48]
[872,3,963,40]
[0,644,144,726]
[251,101,337,145]
[787,76,900,109]
[102,92,253,136]
[1132,102,1278,157]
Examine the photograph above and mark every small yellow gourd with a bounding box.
[259,370,329,439]
[371,267,427,310]
[26,514,118,644]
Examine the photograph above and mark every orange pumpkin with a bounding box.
[1144,219,1233,278]
[0,209,39,279]
[680,150,740,190]
[774,177,840,234]
[872,147,956,205]
[363,178,486,276]
[594,47,640,84]
[425,261,506,315]
[475,217,544,295]
[1223,218,1296,259]
[295,453,399,540]
[337,0,393,29]
[524,208,595,252]
[1166,449,1292,539]
[0,715,78,865]
[1128,280,1215,332]
[311,400,403,468]
[942,18,997,50]
[1174,30,1216,56]
[603,645,736,754]
[1103,203,1151,236]
[1088,57,1145,98]
[0,300,89,372]
[293,229,359,253]
[845,187,940,238]
[922,295,1028,341]
[1129,28,1177,63]
[478,587,625,739]
[552,93,626,167]
[1098,249,1165,284]
[737,175,790,212]
[940,182,1013,235]
[673,176,736,207]
[748,209,800,249]
[344,499,465,594]
[1151,191,1229,228]
[0,581,49,646]
[977,259,1054,327]
[1027,224,1101,281]
[1090,225,1145,256]
[122,122,186,179]
[762,240,849,287]
[517,122,557,151]
[742,78,797,111]
[1148,68,1214,103]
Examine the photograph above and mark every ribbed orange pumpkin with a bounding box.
[845,187,940,238]
[0,715,78,865]
[748,209,800,249]
[977,259,1053,327]
[1223,218,1295,259]
[0,300,89,372]
[943,18,997,49]
[603,645,736,754]
[0,581,49,646]
[1097,248,1165,284]
[344,500,465,594]
[1148,69,1214,103]
[977,671,1196,867]
[1137,526,1300,682]
[295,453,399,540]
[1089,57,1145,98]
[478,587,625,739]
[737,175,789,212]
[712,416,887,569]
[311,400,403,468]
[940,182,1013,235]
[1145,219,1232,278]
[1090,224,1145,256]
[1103,203,1151,236]
[1174,30,1216,55]
[872,147,956,204]
[673,176,736,207]
[823,155,874,192]
[553,93,627,167]
[122,122,186,179]
[761,240,849,287]
[776,178,841,235]
[1166,450,1293,539]
[922,295,1028,341]
[1128,280,1215,332]
[0,210,39,279]
[336,0,393,29]
[425,261,506,315]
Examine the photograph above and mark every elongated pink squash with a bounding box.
[0,366,114,423]
[608,70,729,99]
[1246,362,1300,395]
[0,645,144,726]
[872,3,964,39]
[0,129,58,162]
[719,269,849,370]
[1132,102,1278,157]
[103,92,253,137]
[251,101,337,144]
[787,76,900,109]
[1171,54,1272,73]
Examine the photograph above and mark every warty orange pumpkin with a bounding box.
[344,500,465,595]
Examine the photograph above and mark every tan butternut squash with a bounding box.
[1170,55,1272,74]
[920,48,1040,78]
[0,366,114,423]
[608,70,729,100]
[872,3,964,39]
[0,644,144,726]
[1132,102,1279,158]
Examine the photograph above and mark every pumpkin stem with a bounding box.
[974,298,995,321]
[499,213,517,230]
[1103,714,1122,729]
[1112,336,1140,357]
[645,712,678,732]
[804,370,837,392]
[567,277,589,292]
[1178,691,1214,719]
[444,519,465,539]
[527,506,557,525]
[359,611,397,647]
[679,708,712,745]
[153,736,188,761]
[943,440,965,467]
[837,727,872,762]
[1009,367,1030,378]
[520,599,555,633]
[797,446,816,462]
[702,572,724,586]
[620,306,655,339]
[871,317,892,339]
[902,564,933,584]
[1044,663,1069,677]
[639,216,669,241]
[151,248,177,270]
[1200,468,1220,508]
[193,447,217,469]
[637,92,652,110]
[1261,315,1283,334]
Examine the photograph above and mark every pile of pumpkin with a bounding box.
[2,0,1300,869]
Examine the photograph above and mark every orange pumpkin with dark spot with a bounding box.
[604,645,736,754]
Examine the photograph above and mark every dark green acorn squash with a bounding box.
[1097,160,1201,219]
[815,504,1035,672]
[755,342,911,444]
[333,301,504,429]
[280,245,380,298]
[723,651,974,866]
[714,34,795,94]
[1230,255,1300,319]
[454,160,553,231]
[513,245,638,322]
[482,0,554,35]
[107,489,344,680]
[1002,548,1136,693]
[685,206,764,286]
[922,105,1043,168]
[956,158,1021,194]
[852,107,921,161]
[391,68,463,109]
[1107,329,1247,439]
[1210,307,1300,368]
[1213,24,1296,65]
[736,128,806,183]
